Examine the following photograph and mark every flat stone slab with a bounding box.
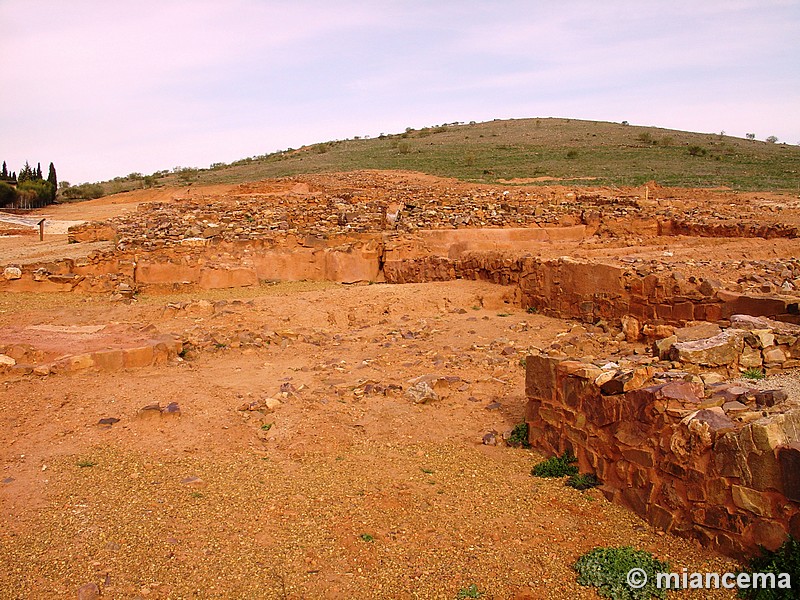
[26,324,106,334]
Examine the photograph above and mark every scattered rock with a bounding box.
[161,402,181,416]
[670,330,745,366]
[139,402,162,413]
[482,431,499,445]
[2,266,22,280]
[264,397,282,411]
[405,380,437,404]
[621,315,640,342]
[76,583,100,600]
[181,476,204,486]
[755,389,788,407]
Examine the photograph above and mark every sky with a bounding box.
[1,0,798,184]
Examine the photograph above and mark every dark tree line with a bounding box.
[0,160,58,209]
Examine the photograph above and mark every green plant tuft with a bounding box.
[359,533,374,542]
[738,535,799,599]
[566,473,601,490]
[575,546,669,599]
[456,584,484,599]
[531,450,579,477]
[507,422,530,448]
[687,145,707,157]
[742,367,766,381]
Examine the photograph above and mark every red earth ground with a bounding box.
[3,171,799,598]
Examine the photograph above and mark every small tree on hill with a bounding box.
[0,181,17,207]
[17,161,34,183]
[17,179,54,208]
[766,135,779,143]
[47,163,57,202]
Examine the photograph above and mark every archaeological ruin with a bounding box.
[2,171,800,563]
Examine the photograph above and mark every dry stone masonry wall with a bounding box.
[525,348,800,558]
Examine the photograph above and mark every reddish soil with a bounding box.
[0,281,740,599]
[4,170,797,598]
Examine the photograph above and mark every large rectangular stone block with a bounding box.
[778,443,800,502]
[123,345,154,368]
[91,349,124,371]
[721,294,788,319]
[525,354,562,401]
[198,267,258,289]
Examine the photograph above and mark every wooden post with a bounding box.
[38,218,45,241]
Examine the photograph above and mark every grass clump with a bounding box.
[531,450,578,477]
[77,459,97,468]
[456,584,484,598]
[359,533,374,542]
[742,367,766,381]
[566,473,601,490]
[687,145,707,157]
[506,422,531,448]
[738,536,799,599]
[575,546,669,599]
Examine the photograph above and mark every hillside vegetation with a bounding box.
[105,118,800,194]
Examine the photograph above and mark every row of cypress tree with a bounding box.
[0,160,58,209]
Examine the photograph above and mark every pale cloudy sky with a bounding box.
[1,0,798,184]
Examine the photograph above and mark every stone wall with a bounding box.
[67,221,118,243]
[2,232,799,328]
[658,315,800,376]
[0,235,384,292]
[383,253,799,325]
[525,353,800,558]
[1,335,182,376]
[658,218,798,240]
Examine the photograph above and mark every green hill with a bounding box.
[109,118,800,193]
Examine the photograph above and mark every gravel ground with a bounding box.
[735,369,800,402]
[0,280,745,600]
[1,443,739,600]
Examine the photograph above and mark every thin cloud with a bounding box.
[0,0,798,182]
